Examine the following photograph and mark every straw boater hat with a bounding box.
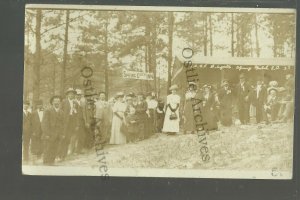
[202,84,212,90]
[188,82,196,86]
[65,88,76,94]
[267,87,278,94]
[169,84,179,91]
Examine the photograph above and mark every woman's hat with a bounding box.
[65,88,76,94]
[268,87,278,94]
[169,84,179,91]
[76,89,83,95]
[188,82,196,86]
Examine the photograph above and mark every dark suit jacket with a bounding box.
[31,110,43,137]
[61,99,78,136]
[252,86,267,106]
[218,88,233,109]
[42,107,63,140]
[23,111,32,139]
[236,82,252,104]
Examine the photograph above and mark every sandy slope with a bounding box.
[59,122,293,171]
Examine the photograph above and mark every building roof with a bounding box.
[175,56,295,66]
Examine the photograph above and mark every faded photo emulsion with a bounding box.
[22,5,296,179]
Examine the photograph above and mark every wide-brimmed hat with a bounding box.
[127,92,135,98]
[76,89,83,95]
[115,92,124,98]
[268,87,278,94]
[188,82,197,86]
[169,84,179,91]
[65,88,76,94]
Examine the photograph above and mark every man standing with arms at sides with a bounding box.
[30,100,44,163]
[236,73,252,124]
[73,89,86,154]
[22,100,32,163]
[58,88,78,161]
[95,92,110,144]
[252,79,267,124]
[42,96,63,165]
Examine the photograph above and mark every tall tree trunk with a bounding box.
[32,9,42,108]
[231,13,235,57]
[150,16,157,94]
[167,12,174,94]
[145,20,151,91]
[104,18,109,100]
[60,10,70,95]
[254,14,260,57]
[203,14,208,56]
[209,14,213,56]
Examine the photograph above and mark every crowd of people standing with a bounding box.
[23,73,294,165]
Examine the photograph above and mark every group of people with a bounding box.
[22,88,165,165]
[182,73,294,134]
[22,73,294,165]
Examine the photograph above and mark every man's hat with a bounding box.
[221,80,229,87]
[65,88,76,94]
[169,84,179,91]
[50,95,62,104]
[202,84,212,89]
[127,92,135,98]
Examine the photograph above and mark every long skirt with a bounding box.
[110,116,126,144]
[162,107,180,133]
[183,100,196,132]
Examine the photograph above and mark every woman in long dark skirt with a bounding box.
[201,85,218,131]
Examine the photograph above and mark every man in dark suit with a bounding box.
[23,100,32,162]
[42,96,63,165]
[58,88,78,161]
[30,100,44,162]
[218,80,233,126]
[73,89,86,154]
[252,80,267,123]
[236,73,252,124]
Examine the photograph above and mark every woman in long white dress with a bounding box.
[162,84,181,135]
[110,92,127,144]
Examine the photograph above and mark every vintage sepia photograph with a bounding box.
[22,5,296,179]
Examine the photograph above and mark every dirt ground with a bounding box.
[58,122,293,171]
